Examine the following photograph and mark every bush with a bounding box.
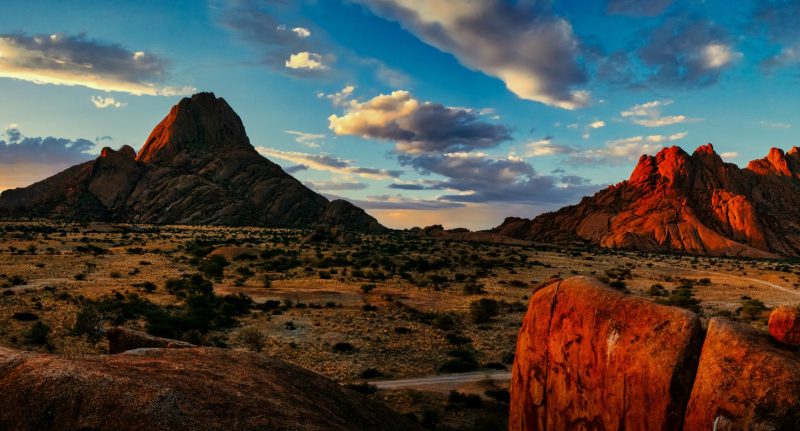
[447,390,483,409]
[25,321,50,345]
[360,283,376,294]
[238,327,267,352]
[470,298,500,323]
[11,312,38,321]
[346,383,377,395]
[738,299,768,321]
[332,342,356,353]
[199,255,229,279]
[656,287,701,313]
[360,368,383,379]
[72,302,104,343]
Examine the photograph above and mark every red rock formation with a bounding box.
[509,277,702,430]
[510,277,800,430]
[684,318,800,429]
[494,144,800,257]
[0,346,420,431]
[0,93,384,231]
[769,306,800,347]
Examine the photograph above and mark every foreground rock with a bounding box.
[684,318,800,430]
[0,346,420,431]
[510,277,800,430]
[494,144,800,257]
[509,277,703,430]
[0,92,384,232]
[768,305,800,347]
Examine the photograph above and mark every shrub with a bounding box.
[72,302,104,343]
[25,321,50,345]
[447,390,483,409]
[332,342,356,353]
[360,283,376,294]
[238,327,267,352]
[199,255,229,279]
[470,298,500,323]
[656,287,701,313]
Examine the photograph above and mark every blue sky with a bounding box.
[1,0,800,229]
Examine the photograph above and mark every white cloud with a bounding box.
[621,100,701,127]
[354,0,589,109]
[589,120,605,129]
[719,151,738,160]
[758,120,792,129]
[285,130,324,148]
[569,132,688,165]
[285,51,327,70]
[318,85,355,106]
[0,34,194,96]
[702,43,741,69]
[256,147,402,180]
[292,27,311,38]
[90,96,126,109]
[523,139,576,157]
[328,90,510,155]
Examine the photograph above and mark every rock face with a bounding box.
[769,306,800,347]
[684,318,800,430]
[510,277,800,431]
[106,327,194,354]
[0,92,385,231]
[494,144,800,257]
[0,346,420,431]
[509,277,703,430]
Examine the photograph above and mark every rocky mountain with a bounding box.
[494,144,800,257]
[0,92,384,231]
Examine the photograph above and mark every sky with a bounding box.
[1,0,799,230]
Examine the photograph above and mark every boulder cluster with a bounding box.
[510,277,800,430]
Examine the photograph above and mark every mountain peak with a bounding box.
[136,92,252,165]
[693,143,715,155]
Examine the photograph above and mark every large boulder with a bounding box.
[768,305,800,347]
[509,277,703,431]
[0,346,421,431]
[106,327,194,354]
[684,318,800,430]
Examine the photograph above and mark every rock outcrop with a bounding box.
[106,327,194,354]
[0,92,385,231]
[510,277,800,431]
[769,306,800,347]
[0,346,420,431]
[493,144,800,257]
[509,277,703,430]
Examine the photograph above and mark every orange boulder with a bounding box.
[684,318,800,429]
[769,306,800,347]
[509,277,703,431]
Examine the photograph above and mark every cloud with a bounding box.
[305,179,368,191]
[285,130,324,148]
[215,0,332,76]
[621,99,701,127]
[285,51,328,70]
[569,132,687,165]
[758,120,792,129]
[719,152,738,160]
[284,164,308,174]
[318,85,356,107]
[327,193,465,210]
[0,33,194,96]
[522,138,576,157]
[256,147,403,180]
[607,0,672,16]
[0,128,97,191]
[638,18,741,87]
[91,96,126,109]
[329,90,511,155]
[354,0,589,109]
[396,151,600,205]
[589,120,605,129]
[753,1,800,71]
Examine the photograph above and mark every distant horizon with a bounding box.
[3,0,800,229]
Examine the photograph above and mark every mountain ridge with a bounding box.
[0,92,384,231]
[493,143,800,257]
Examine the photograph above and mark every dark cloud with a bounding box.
[0,33,192,95]
[329,90,511,155]
[256,147,403,179]
[637,17,740,87]
[606,0,672,16]
[396,153,600,205]
[354,0,589,109]
[214,0,331,76]
[305,180,368,191]
[0,128,96,165]
[325,193,465,210]
[752,1,800,71]
[284,164,309,174]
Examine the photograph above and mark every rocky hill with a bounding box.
[494,144,800,257]
[0,345,420,431]
[509,277,800,430]
[0,92,384,231]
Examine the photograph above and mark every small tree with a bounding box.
[238,327,267,353]
[470,298,500,323]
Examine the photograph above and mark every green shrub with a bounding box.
[470,298,500,323]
